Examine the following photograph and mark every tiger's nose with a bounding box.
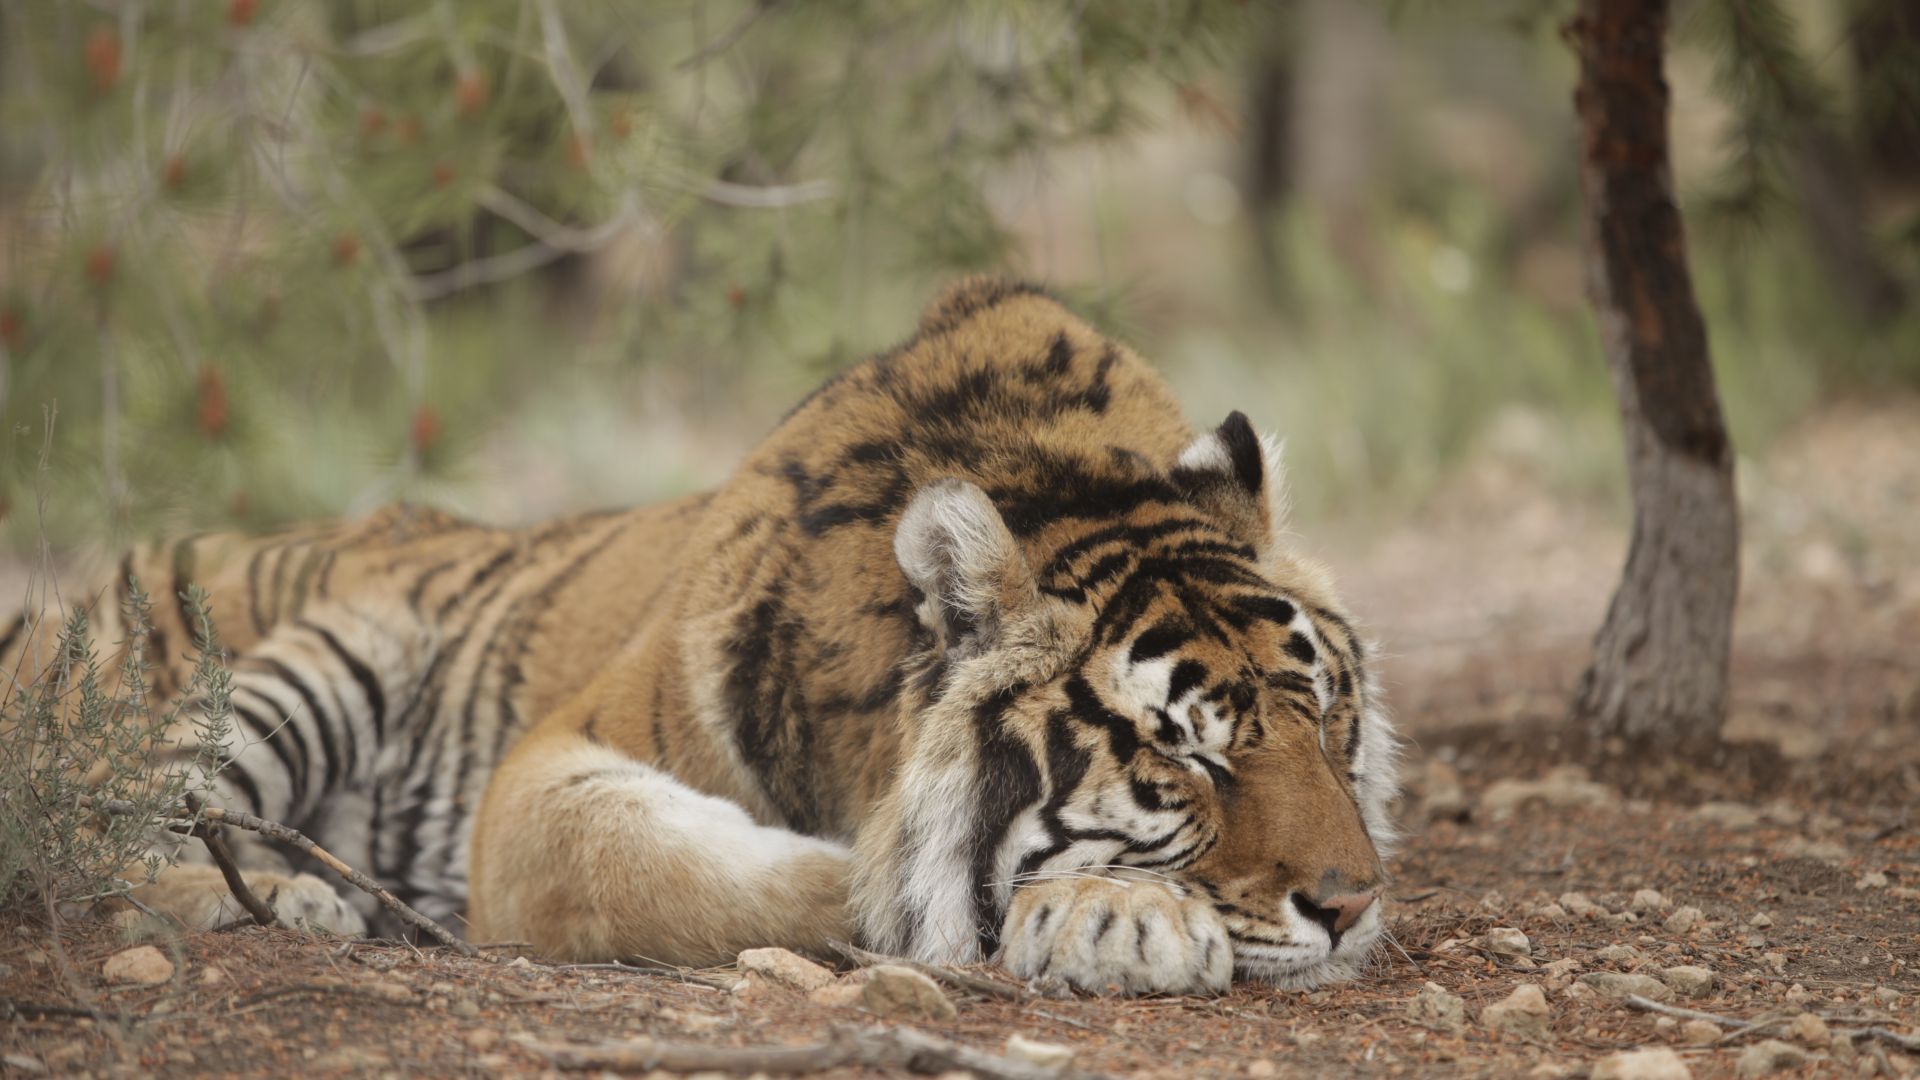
[1292,888,1380,939]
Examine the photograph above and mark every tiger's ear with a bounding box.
[1172,411,1290,553]
[894,478,1037,656]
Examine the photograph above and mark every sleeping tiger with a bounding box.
[4,278,1398,993]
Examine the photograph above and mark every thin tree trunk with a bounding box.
[1567,0,1739,752]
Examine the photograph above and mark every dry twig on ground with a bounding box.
[92,798,475,957]
[516,1024,1104,1080]
[183,793,277,929]
[829,939,1031,1002]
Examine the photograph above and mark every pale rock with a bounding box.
[1578,971,1673,1002]
[1856,871,1889,891]
[1247,1061,1278,1079]
[1480,983,1551,1040]
[1510,956,1538,970]
[1558,892,1605,919]
[1889,886,1920,902]
[1481,766,1616,820]
[1680,1019,1721,1044]
[860,965,956,1021]
[449,998,480,1019]
[1595,944,1641,963]
[1529,1064,1573,1079]
[1774,836,1849,863]
[1561,981,1597,1003]
[1783,983,1815,1006]
[1530,903,1570,921]
[1543,958,1582,977]
[1629,889,1668,912]
[22,948,50,967]
[1735,1039,1806,1078]
[1661,966,1714,999]
[1788,1012,1829,1045]
[312,1047,389,1069]
[364,980,414,1003]
[102,945,173,986]
[1761,953,1789,975]
[1591,1046,1693,1080]
[1654,1017,1677,1034]
[1662,906,1704,934]
[1483,927,1532,958]
[1693,802,1762,830]
[1748,913,1773,929]
[1871,987,1901,1005]
[464,1029,500,1052]
[1603,911,1641,927]
[1004,1035,1074,1070]
[198,965,227,986]
[1407,982,1468,1034]
[736,947,835,992]
[1420,759,1469,821]
[808,980,867,1008]
[1,1054,46,1075]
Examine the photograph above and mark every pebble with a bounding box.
[1,1054,46,1075]
[1660,966,1714,999]
[101,945,174,986]
[1480,766,1616,820]
[1558,892,1605,919]
[1856,871,1889,891]
[1480,983,1551,1040]
[1680,1019,1721,1044]
[1761,953,1788,975]
[860,965,956,1021]
[1693,802,1762,829]
[364,980,414,1003]
[1246,1061,1278,1079]
[1748,913,1773,928]
[1407,982,1468,1034]
[464,1029,500,1052]
[1788,1012,1829,1045]
[1530,903,1569,920]
[1782,983,1815,1006]
[1591,1046,1693,1080]
[1871,987,1902,1005]
[1734,1039,1806,1078]
[1595,944,1641,963]
[1004,1035,1074,1070]
[1483,927,1532,958]
[1662,906,1704,934]
[736,947,835,992]
[449,999,480,1019]
[1577,972,1673,1002]
[808,980,867,1008]
[1628,889,1668,912]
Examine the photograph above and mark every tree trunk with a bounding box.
[1567,0,1739,753]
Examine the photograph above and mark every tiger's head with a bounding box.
[887,410,1398,989]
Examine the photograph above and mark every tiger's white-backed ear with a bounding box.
[894,479,1038,655]
[1173,411,1290,551]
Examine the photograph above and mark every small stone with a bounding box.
[1856,871,1889,891]
[1660,966,1714,999]
[1531,903,1569,920]
[1629,889,1668,912]
[1407,982,1468,1034]
[1662,906,1703,934]
[737,947,835,992]
[860,965,956,1021]
[1004,1035,1074,1070]
[1748,913,1773,928]
[1782,983,1815,1006]
[1680,1019,1721,1044]
[1788,1012,1829,1045]
[464,1029,500,1052]
[1774,836,1849,862]
[1577,971,1673,1002]
[1480,983,1551,1040]
[1596,944,1641,963]
[365,980,414,1003]
[1693,802,1762,829]
[102,945,173,986]
[198,966,227,986]
[22,948,50,966]
[1761,953,1789,975]
[2,1054,47,1075]
[449,999,480,1019]
[1529,1064,1572,1079]
[1871,987,1901,1005]
[1562,981,1597,1003]
[313,1048,389,1069]
[1483,927,1532,958]
[1247,1061,1278,1080]
[507,956,532,968]
[1591,1046,1693,1080]
[1654,1017,1676,1034]
[1558,892,1605,919]
[1735,1039,1806,1078]
[808,980,867,1008]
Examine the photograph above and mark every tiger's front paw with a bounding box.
[999,877,1230,995]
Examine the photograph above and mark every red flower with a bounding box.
[196,368,229,439]
[85,26,121,93]
[409,405,441,455]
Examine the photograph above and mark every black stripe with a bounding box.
[0,613,25,659]
[245,544,275,635]
[232,700,305,813]
[260,658,341,797]
[305,621,388,743]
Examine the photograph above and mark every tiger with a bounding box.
[2,278,1398,993]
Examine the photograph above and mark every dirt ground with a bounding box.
[3,398,1917,1079]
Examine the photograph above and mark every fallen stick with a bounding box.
[1855,1027,1920,1052]
[515,1024,1105,1080]
[93,798,476,958]
[184,793,278,928]
[1622,994,1756,1029]
[829,939,1030,1002]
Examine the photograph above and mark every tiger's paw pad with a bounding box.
[999,877,1230,996]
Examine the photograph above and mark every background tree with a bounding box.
[1566,0,1738,752]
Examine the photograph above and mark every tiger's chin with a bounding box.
[1229,928,1384,989]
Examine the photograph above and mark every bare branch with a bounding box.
[515,1023,1108,1080]
[185,793,277,928]
[676,0,784,70]
[700,178,836,209]
[829,939,1030,1002]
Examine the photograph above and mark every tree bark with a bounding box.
[1567,0,1739,752]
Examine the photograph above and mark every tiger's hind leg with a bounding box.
[468,732,852,964]
[133,603,434,936]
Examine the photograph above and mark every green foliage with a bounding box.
[0,0,1245,547]
[0,578,232,919]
